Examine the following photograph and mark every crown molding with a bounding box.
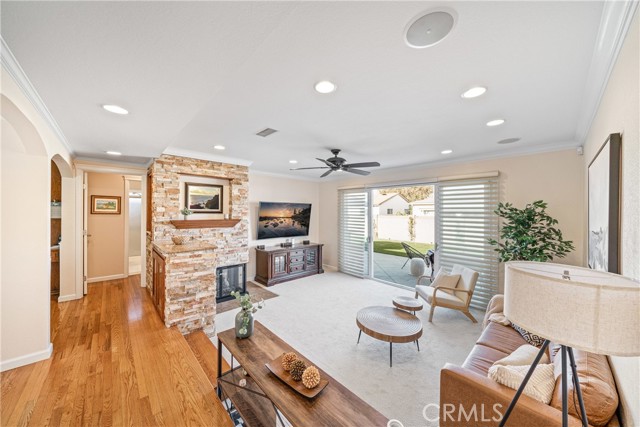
[1,36,74,155]
[249,169,321,183]
[575,1,639,143]
[162,147,253,167]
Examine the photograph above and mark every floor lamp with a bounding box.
[499,262,640,427]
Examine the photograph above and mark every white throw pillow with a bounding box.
[493,344,549,367]
[430,268,461,295]
[488,364,556,404]
[488,312,511,326]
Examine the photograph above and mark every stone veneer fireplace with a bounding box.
[216,263,247,302]
[146,154,249,337]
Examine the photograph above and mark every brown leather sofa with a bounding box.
[440,295,620,427]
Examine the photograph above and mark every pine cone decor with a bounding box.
[289,360,307,381]
[302,366,321,389]
[281,352,298,372]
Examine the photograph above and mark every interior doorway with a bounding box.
[371,184,435,289]
[126,178,143,275]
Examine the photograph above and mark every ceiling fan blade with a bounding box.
[343,162,380,168]
[320,169,334,178]
[316,158,334,167]
[290,167,330,170]
[344,168,370,176]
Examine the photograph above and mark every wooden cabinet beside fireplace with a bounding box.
[152,249,166,320]
[255,243,324,286]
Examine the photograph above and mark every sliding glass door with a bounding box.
[338,189,370,278]
[435,177,499,309]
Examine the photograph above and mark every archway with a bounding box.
[1,95,52,370]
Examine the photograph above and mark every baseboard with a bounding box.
[87,274,126,283]
[58,293,81,303]
[322,264,338,272]
[0,343,53,372]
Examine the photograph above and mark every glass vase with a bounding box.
[235,309,254,339]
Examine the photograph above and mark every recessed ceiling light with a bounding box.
[486,119,505,127]
[441,149,453,155]
[461,86,487,99]
[102,104,129,115]
[497,138,521,145]
[214,145,226,150]
[289,160,298,164]
[314,81,337,94]
[106,151,122,156]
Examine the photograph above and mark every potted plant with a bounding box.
[180,207,192,220]
[230,291,265,338]
[488,200,574,262]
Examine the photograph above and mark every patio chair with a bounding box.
[401,242,434,278]
[415,264,479,323]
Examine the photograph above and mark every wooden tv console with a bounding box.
[254,243,324,286]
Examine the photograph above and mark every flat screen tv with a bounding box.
[257,202,311,240]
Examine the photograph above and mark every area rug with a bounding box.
[216,281,279,314]
[215,272,483,427]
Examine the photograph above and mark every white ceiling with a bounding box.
[1,1,612,178]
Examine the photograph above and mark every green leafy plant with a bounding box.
[488,200,574,262]
[180,207,193,217]
[230,291,264,335]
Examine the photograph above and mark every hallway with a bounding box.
[1,276,231,426]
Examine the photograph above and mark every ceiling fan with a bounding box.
[290,149,381,178]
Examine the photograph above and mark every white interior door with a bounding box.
[435,177,499,309]
[338,189,370,278]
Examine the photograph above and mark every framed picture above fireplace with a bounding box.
[185,182,223,213]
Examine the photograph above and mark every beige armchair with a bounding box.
[415,264,479,323]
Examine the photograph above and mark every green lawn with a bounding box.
[373,240,434,257]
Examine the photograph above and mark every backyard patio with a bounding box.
[372,240,434,288]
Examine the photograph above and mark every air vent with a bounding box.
[256,128,278,137]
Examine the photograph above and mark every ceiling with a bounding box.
[1,1,614,178]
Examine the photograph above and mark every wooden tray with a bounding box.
[265,354,329,398]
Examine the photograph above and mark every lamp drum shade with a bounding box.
[504,262,640,357]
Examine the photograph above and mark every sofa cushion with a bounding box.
[489,363,556,404]
[462,344,509,375]
[494,344,549,367]
[512,323,546,347]
[549,345,619,426]
[476,322,526,355]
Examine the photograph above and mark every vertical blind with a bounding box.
[436,178,500,309]
[338,189,369,278]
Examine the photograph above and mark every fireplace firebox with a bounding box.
[216,264,247,302]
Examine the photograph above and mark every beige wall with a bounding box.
[582,13,639,427]
[87,173,125,280]
[248,172,320,279]
[319,148,585,287]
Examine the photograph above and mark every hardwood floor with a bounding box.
[1,276,233,427]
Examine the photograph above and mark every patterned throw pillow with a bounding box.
[512,324,546,347]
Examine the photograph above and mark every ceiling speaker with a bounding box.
[405,9,456,49]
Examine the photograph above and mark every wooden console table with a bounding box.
[217,322,388,427]
[254,243,323,286]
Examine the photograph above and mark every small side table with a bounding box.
[393,296,423,315]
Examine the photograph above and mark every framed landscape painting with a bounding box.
[91,195,121,214]
[185,183,223,213]
[588,133,621,273]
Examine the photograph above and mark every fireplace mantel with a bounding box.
[170,219,241,229]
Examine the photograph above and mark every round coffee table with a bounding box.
[356,306,423,367]
[392,296,423,314]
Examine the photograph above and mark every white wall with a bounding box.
[582,12,639,427]
[1,66,74,370]
[248,172,320,279]
[319,148,585,281]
